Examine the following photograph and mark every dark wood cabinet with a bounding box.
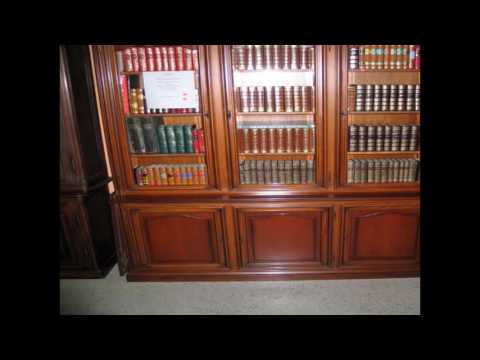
[339,201,420,270]
[90,45,420,281]
[60,45,116,278]
[236,206,330,270]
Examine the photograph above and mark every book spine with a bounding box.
[367,160,374,183]
[365,85,373,111]
[415,45,420,70]
[161,47,169,70]
[390,45,397,70]
[116,51,124,72]
[389,84,397,111]
[358,45,365,70]
[137,89,145,114]
[377,45,384,69]
[348,85,356,112]
[373,84,381,112]
[197,129,205,153]
[355,85,364,111]
[257,86,265,112]
[384,45,390,70]
[192,129,200,153]
[347,160,353,183]
[174,125,185,153]
[255,45,263,70]
[138,47,147,71]
[131,118,146,153]
[353,160,361,183]
[120,75,130,114]
[248,86,257,112]
[349,125,358,152]
[409,125,418,151]
[134,166,143,186]
[415,85,421,111]
[185,48,193,70]
[391,125,401,151]
[264,45,272,69]
[129,88,138,114]
[408,45,416,70]
[126,118,140,153]
[176,46,185,71]
[376,125,384,151]
[284,86,293,112]
[156,125,169,153]
[374,160,381,183]
[154,47,163,71]
[349,46,359,70]
[168,47,176,71]
[371,45,377,70]
[274,86,283,112]
[142,118,160,153]
[358,125,366,152]
[183,125,194,153]
[367,125,376,152]
[131,47,139,72]
[246,45,254,70]
[146,47,155,71]
[384,125,392,151]
[165,125,177,153]
[123,48,133,72]
[400,125,410,151]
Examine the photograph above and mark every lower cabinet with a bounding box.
[236,206,331,271]
[119,198,420,281]
[121,204,230,279]
[60,187,117,278]
[338,200,420,272]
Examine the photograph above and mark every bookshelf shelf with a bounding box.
[126,113,203,117]
[239,153,315,160]
[233,69,314,73]
[347,151,420,160]
[236,112,314,116]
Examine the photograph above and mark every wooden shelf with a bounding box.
[239,153,315,161]
[131,153,205,157]
[233,69,314,73]
[348,71,420,85]
[348,112,420,125]
[347,151,420,160]
[237,112,314,116]
[126,113,202,117]
[349,69,420,73]
[131,153,205,165]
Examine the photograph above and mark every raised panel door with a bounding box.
[236,206,331,270]
[340,204,420,268]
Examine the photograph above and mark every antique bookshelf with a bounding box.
[90,45,420,281]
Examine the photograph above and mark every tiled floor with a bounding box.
[60,266,420,315]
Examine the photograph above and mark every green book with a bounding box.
[130,118,146,153]
[126,118,141,153]
[174,125,185,153]
[165,126,177,153]
[141,118,160,153]
[156,125,169,154]
[183,125,194,153]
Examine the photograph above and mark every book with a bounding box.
[138,47,147,71]
[400,125,410,151]
[129,88,138,114]
[154,47,163,71]
[409,125,419,151]
[146,47,155,71]
[183,125,194,153]
[376,126,384,152]
[165,125,177,153]
[358,125,367,152]
[156,125,169,154]
[141,118,160,153]
[176,46,184,71]
[197,129,205,153]
[161,47,169,70]
[137,89,145,114]
[129,118,146,153]
[349,125,358,152]
[168,47,176,70]
[120,75,130,114]
[123,48,133,72]
[367,160,374,183]
[367,125,376,152]
[126,118,141,153]
[131,47,139,72]
[174,125,185,153]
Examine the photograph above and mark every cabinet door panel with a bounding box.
[341,205,420,268]
[237,206,331,270]
[123,205,228,272]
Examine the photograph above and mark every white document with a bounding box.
[143,71,199,110]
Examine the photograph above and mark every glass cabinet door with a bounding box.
[225,45,322,189]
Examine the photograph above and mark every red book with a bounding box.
[197,129,205,153]
[119,75,130,114]
[138,47,147,71]
[192,49,199,71]
[154,47,163,71]
[131,47,139,71]
[123,48,133,72]
[146,47,155,71]
[161,47,169,70]
[415,45,420,70]
[192,129,200,153]
[176,46,185,70]
[168,47,176,70]
[184,48,193,70]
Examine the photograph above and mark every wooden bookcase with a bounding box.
[90,45,420,281]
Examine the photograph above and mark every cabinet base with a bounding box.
[126,269,419,282]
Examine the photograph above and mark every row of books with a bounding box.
[127,118,205,154]
[349,45,420,70]
[117,46,199,72]
[347,159,419,184]
[238,126,315,154]
[134,164,207,186]
[349,84,420,112]
[349,125,419,152]
[120,77,199,114]
[233,45,315,71]
[239,160,315,185]
[236,86,313,112]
